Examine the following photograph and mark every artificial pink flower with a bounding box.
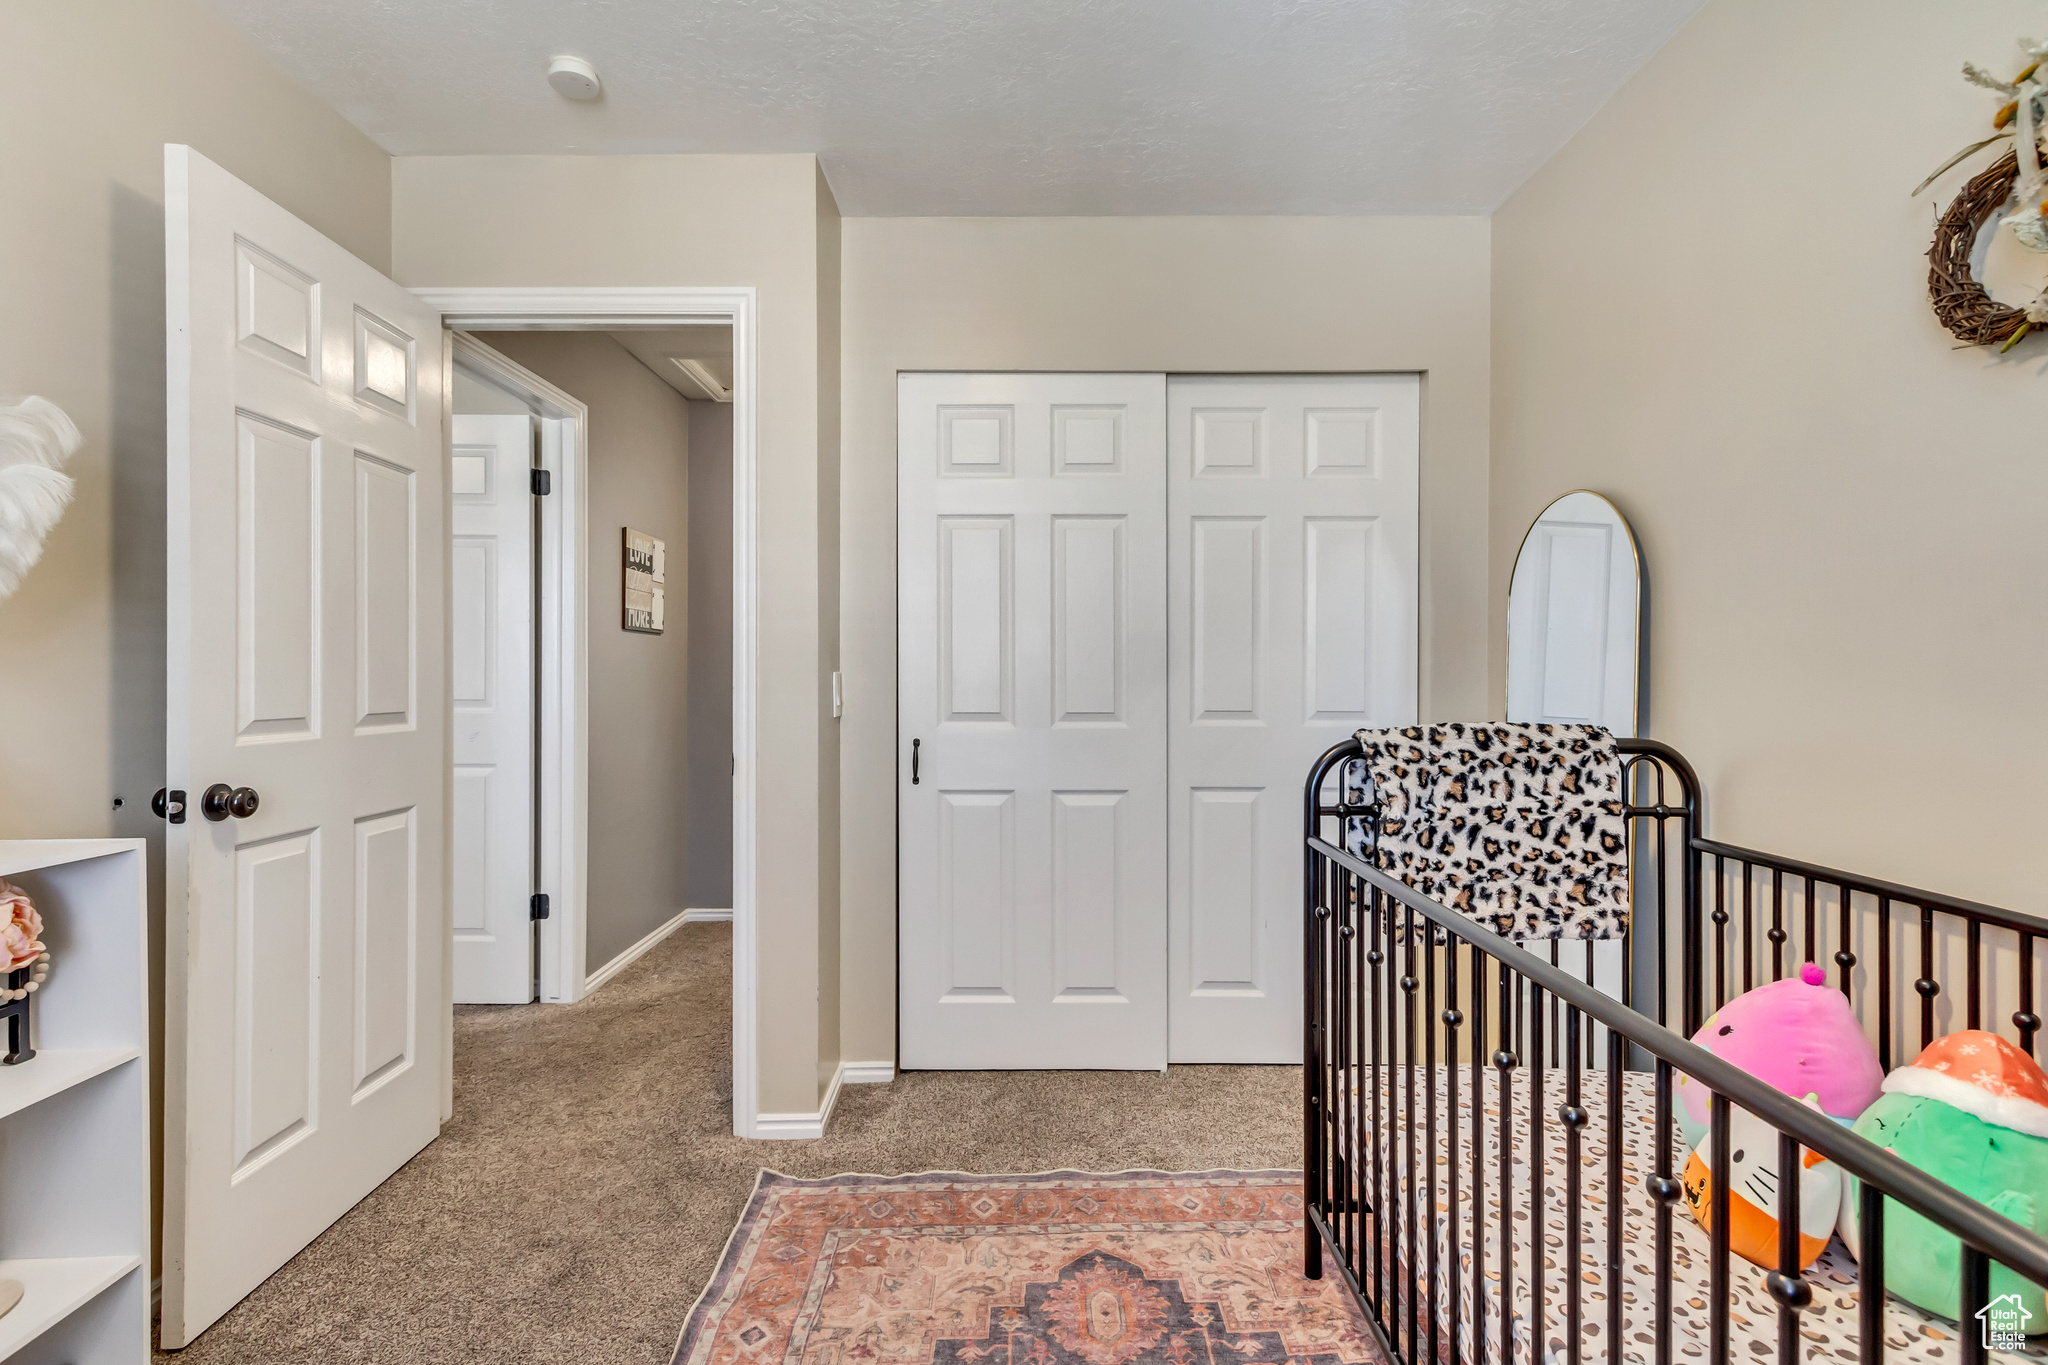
[0,879,43,972]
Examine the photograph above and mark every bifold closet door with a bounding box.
[1166,375,1419,1063]
[898,373,1169,1070]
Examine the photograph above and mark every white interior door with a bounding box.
[451,414,536,1004]
[163,144,445,1347]
[1166,375,1419,1063]
[898,373,1168,1070]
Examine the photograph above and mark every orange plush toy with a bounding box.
[1680,1095,1842,1271]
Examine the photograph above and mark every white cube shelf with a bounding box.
[0,840,149,1365]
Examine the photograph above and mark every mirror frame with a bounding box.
[1504,489,1647,737]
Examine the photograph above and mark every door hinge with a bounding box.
[530,892,550,921]
[531,468,552,496]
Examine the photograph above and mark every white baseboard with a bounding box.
[582,907,691,995]
[753,1061,845,1140]
[751,1059,895,1138]
[682,906,733,923]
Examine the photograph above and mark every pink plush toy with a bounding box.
[1674,963,1884,1144]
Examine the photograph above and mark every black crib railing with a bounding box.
[1303,736,2048,1365]
[1692,838,2048,1069]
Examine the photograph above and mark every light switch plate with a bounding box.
[831,671,843,719]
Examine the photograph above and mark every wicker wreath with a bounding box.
[1930,144,2037,348]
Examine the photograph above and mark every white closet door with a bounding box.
[1166,375,1419,1064]
[163,144,445,1345]
[898,373,1168,1070]
[451,414,536,1004]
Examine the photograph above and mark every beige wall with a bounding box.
[475,332,696,968]
[0,0,391,1268]
[394,154,842,1112]
[1492,0,2048,913]
[838,216,1493,1064]
[815,167,843,1086]
[0,0,390,844]
[26,0,2020,1138]
[687,402,736,911]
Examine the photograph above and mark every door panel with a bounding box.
[164,144,445,1347]
[354,807,417,1093]
[939,789,1013,998]
[449,414,537,1004]
[1166,375,1419,1064]
[900,373,1167,1070]
[1188,787,1260,994]
[939,516,1012,722]
[233,830,317,1170]
[1051,789,1123,996]
[1191,517,1262,720]
[1304,517,1376,720]
[235,415,320,739]
[1052,517,1123,722]
[354,454,416,730]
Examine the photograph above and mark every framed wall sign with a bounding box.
[623,527,664,633]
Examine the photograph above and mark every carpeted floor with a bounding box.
[158,923,1303,1364]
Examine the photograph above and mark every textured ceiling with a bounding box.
[206,0,1705,216]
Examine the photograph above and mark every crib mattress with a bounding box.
[1329,1065,2042,1365]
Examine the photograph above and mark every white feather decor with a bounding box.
[0,397,81,599]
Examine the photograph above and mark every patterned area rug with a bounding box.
[671,1170,1384,1365]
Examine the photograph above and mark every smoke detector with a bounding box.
[547,55,602,101]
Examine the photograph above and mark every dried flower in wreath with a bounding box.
[1919,41,2048,350]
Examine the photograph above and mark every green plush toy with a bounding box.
[1839,1030,2048,1330]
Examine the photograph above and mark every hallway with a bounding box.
[159,924,1303,1363]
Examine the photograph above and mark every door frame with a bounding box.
[415,286,761,1138]
[448,333,589,1010]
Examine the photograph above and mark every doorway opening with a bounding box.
[449,328,736,1008]
[419,286,764,1139]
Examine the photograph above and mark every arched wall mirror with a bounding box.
[1506,490,1645,738]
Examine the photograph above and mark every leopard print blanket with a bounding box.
[1341,722,1628,940]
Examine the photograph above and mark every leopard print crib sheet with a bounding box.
[1327,1064,2036,1365]
[1343,724,1629,940]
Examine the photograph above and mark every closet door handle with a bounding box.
[911,738,920,785]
